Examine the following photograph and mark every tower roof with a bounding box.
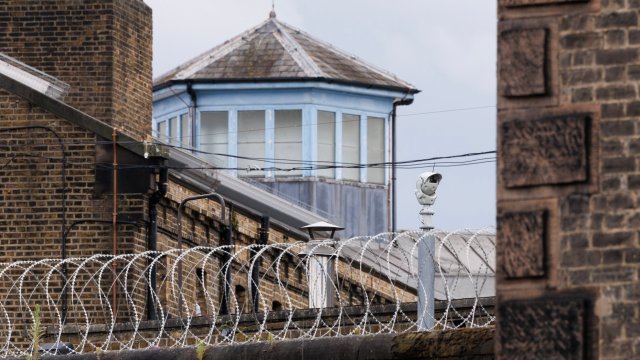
[154,14,418,94]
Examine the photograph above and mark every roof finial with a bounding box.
[269,0,276,18]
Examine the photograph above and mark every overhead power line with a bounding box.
[0,138,496,170]
[398,105,496,117]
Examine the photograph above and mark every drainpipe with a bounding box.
[177,192,226,320]
[251,216,269,313]
[147,163,168,320]
[111,128,118,318]
[187,82,197,149]
[391,97,413,234]
[219,203,234,316]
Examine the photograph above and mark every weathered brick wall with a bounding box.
[0,87,147,350]
[497,0,639,358]
[0,0,152,349]
[112,0,153,141]
[153,180,414,318]
[0,0,152,140]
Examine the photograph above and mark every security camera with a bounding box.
[415,172,442,206]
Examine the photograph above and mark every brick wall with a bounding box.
[497,0,640,358]
[0,0,152,349]
[152,180,414,319]
[0,0,152,141]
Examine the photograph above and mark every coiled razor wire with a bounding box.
[0,229,495,357]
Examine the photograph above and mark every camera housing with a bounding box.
[415,172,442,206]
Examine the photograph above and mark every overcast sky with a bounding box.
[145,0,497,232]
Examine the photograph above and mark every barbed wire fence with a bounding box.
[0,229,495,357]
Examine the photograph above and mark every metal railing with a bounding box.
[0,229,495,357]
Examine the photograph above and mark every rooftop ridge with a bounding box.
[277,21,416,91]
[271,19,325,78]
[154,17,272,83]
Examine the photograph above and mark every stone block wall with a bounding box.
[497,0,640,358]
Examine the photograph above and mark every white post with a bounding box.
[415,172,442,331]
[299,222,344,310]
[417,206,435,330]
[304,242,336,309]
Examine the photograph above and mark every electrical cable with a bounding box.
[397,105,496,117]
[1,142,495,171]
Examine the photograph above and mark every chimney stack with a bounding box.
[0,0,153,140]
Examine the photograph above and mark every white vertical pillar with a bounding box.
[359,114,367,183]
[335,111,343,180]
[417,211,435,331]
[307,254,336,309]
[300,106,317,178]
[265,109,275,178]
[384,115,390,187]
[228,110,238,176]
[415,171,441,331]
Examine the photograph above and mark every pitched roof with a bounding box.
[154,12,418,94]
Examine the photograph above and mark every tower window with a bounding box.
[367,116,385,184]
[317,110,336,178]
[237,110,265,176]
[342,113,360,181]
[274,110,302,176]
[201,111,229,168]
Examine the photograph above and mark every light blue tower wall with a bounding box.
[153,82,411,237]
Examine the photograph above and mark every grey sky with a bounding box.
[145,0,497,231]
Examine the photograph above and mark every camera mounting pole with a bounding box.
[415,171,442,331]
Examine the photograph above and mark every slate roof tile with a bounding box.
[154,14,417,93]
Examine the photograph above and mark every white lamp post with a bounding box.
[300,221,344,309]
[415,172,442,331]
